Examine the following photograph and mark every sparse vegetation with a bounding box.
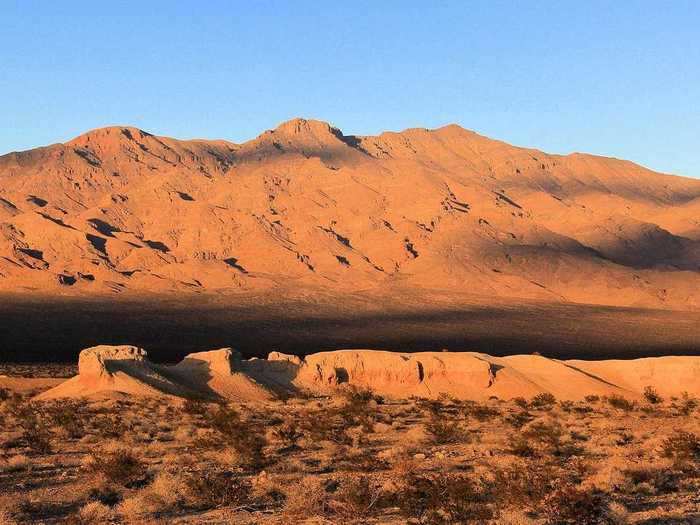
[530,392,557,409]
[87,448,145,486]
[0,383,698,523]
[643,385,664,405]
[607,394,635,412]
[661,430,700,468]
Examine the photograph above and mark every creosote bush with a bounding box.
[87,448,145,487]
[47,400,87,439]
[643,386,664,405]
[331,474,383,518]
[10,402,52,454]
[181,398,208,416]
[207,404,267,469]
[425,415,468,445]
[661,430,700,468]
[607,395,635,412]
[541,483,615,525]
[529,392,557,410]
[272,420,304,449]
[676,392,698,416]
[396,471,495,523]
[184,470,252,508]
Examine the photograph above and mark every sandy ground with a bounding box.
[2,367,700,524]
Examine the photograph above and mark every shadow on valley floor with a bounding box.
[0,294,698,362]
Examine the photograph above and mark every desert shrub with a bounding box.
[11,403,52,454]
[661,430,700,468]
[570,430,589,442]
[512,397,528,409]
[88,449,145,487]
[229,426,267,469]
[643,386,664,405]
[525,421,563,448]
[495,461,614,524]
[510,421,583,459]
[622,466,679,494]
[184,470,251,508]
[493,460,557,509]
[208,404,240,435]
[505,410,534,429]
[615,431,634,446]
[508,435,536,457]
[676,392,698,416]
[416,397,449,416]
[331,475,383,518]
[0,509,16,525]
[530,393,556,409]
[72,501,112,524]
[282,477,332,519]
[464,403,500,422]
[298,408,352,445]
[207,405,267,469]
[425,416,468,445]
[181,398,208,416]
[272,420,303,449]
[584,395,600,403]
[342,386,382,406]
[559,400,574,412]
[46,400,86,438]
[340,442,389,473]
[23,423,52,454]
[337,387,380,432]
[91,414,130,438]
[607,395,635,412]
[396,471,494,523]
[573,404,594,415]
[1,455,29,472]
[88,482,122,506]
[540,483,614,525]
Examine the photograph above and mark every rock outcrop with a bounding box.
[35,345,700,401]
[36,345,195,400]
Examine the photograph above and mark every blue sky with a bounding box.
[1,1,698,177]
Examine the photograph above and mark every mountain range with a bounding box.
[2,118,700,311]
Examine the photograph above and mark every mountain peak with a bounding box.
[245,118,363,154]
[66,126,153,150]
[272,118,338,136]
[267,118,349,146]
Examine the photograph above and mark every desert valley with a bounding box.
[1,120,700,524]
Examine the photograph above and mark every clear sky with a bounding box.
[2,1,698,177]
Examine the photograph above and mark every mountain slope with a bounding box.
[1,118,700,310]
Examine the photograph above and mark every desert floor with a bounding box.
[1,372,700,524]
[3,293,700,363]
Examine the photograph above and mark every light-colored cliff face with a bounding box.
[2,119,700,310]
[34,346,700,402]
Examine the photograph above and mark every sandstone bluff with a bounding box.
[34,345,700,402]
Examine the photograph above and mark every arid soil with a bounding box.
[1,375,700,524]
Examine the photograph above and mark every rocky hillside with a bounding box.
[2,118,700,309]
